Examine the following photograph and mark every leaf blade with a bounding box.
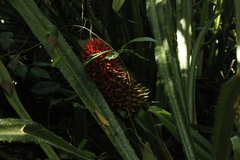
[0,118,95,160]
[112,0,125,12]
[30,68,51,79]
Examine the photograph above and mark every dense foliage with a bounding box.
[0,0,240,160]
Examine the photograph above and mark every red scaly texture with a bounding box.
[81,38,148,117]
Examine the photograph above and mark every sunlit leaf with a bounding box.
[105,51,119,60]
[231,135,240,160]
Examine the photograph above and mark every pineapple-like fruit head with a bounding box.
[81,38,149,117]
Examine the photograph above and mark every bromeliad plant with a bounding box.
[81,38,149,117]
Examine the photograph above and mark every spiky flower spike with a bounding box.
[81,38,149,117]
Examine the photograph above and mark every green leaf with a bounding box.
[187,11,223,122]
[72,102,86,109]
[148,106,211,160]
[31,62,52,67]
[112,0,125,12]
[0,118,95,160]
[231,135,240,160]
[0,32,13,50]
[134,109,172,160]
[147,0,198,159]
[16,65,28,79]
[76,139,96,159]
[30,68,51,79]
[0,60,31,120]
[31,81,60,95]
[52,56,61,67]
[128,37,157,43]
[190,123,240,137]
[142,142,157,160]
[105,51,119,60]
[122,37,157,49]
[211,74,240,160]
[78,139,87,150]
[82,50,112,67]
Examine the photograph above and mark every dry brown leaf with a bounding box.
[0,80,14,96]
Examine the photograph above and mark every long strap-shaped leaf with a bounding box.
[0,118,95,159]
[0,60,60,160]
[211,74,240,159]
[148,106,212,160]
[146,1,198,159]
[7,1,139,159]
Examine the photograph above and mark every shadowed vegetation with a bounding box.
[0,0,240,160]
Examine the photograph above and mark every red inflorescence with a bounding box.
[81,38,148,117]
[82,38,110,60]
